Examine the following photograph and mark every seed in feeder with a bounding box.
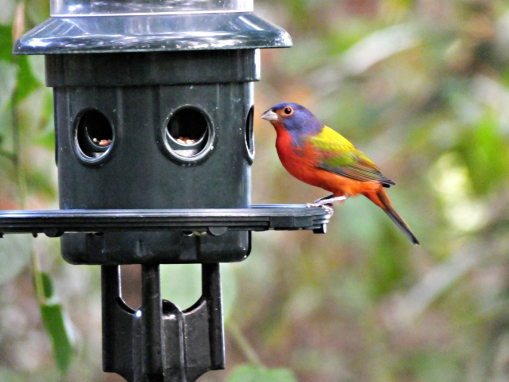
[177,137,196,145]
[93,138,98,143]
[98,139,111,146]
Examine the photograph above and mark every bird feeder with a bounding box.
[1,0,331,381]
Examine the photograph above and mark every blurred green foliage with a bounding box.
[226,365,297,382]
[1,0,509,381]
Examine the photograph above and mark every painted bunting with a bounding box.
[261,102,419,245]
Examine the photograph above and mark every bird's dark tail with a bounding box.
[367,188,420,245]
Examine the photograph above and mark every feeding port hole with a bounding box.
[75,109,113,162]
[165,106,213,162]
[245,106,254,162]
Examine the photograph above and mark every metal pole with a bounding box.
[141,264,164,381]
[201,263,224,369]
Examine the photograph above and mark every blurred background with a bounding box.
[2,0,509,381]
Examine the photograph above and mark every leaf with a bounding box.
[227,364,298,382]
[457,109,509,196]
[0,60,18,112]
[40,301,75,374]
[27,55,46,85]
[40,271,54,299]
[0,234,32,285]
[0,25,12,62]
[34,126,55,150]
[14,55,40,102]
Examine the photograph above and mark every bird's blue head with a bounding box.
[261,102,324,138]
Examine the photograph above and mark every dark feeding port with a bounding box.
[165,106,213,162]
[245,106,255,162]
[75,109,113,162]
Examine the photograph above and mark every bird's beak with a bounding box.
[261,109,278,121]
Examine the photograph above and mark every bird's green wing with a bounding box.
[308,126,395,186]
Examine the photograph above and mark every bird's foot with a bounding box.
[307,195,347,217]
[312,195,347,205]
[307,202,335,217]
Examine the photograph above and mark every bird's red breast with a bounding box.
[273,121,380,198]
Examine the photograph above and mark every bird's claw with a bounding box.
[312,195,347,205]
[307,202,335,217]
[307,195,347,217]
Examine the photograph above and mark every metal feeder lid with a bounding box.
[13,0,292,55]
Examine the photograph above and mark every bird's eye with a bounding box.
[283,107,294,116]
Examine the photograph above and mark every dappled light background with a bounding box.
[1,0,509,381]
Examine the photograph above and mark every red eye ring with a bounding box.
[282,106,294,116]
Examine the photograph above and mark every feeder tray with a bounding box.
[0,204,331,237]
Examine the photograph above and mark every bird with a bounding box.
[261,102,419,245]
